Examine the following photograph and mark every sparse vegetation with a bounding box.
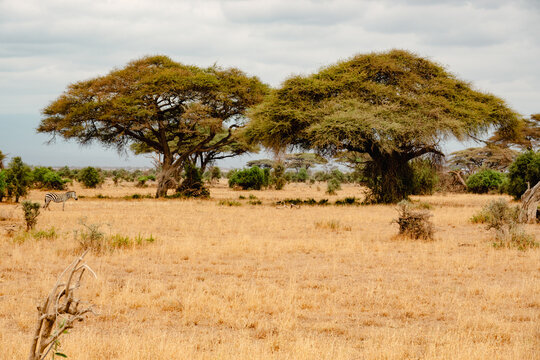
[471,199,538,250]
[394,200,434,240]
[21,200,40,231]
[1,174,539,360]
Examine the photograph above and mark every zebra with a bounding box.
[43,191,78,211]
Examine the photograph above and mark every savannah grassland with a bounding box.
[0,181,539,360]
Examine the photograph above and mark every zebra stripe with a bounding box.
[43,191,78,211]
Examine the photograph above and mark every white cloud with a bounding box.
[0,0,539,166]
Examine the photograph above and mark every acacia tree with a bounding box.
[245,50,521,203]
[448,145,518,174]
[38,56,267,197]
[490,113,540,151]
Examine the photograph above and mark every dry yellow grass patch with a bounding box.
[1,182,539,359]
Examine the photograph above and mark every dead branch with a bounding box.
[28,251,97,360]
[519,181,540,224]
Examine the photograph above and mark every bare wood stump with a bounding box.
[519,181,540,224]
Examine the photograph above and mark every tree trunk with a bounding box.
[519,181,540,223]
[155,158,177,198]
[365,153,414,204]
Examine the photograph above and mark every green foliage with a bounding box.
[326,178,341,195]
[57,166,76,179]
[210,166,222,181]
[218,199,242,206]
[22,201,41,231]
[506,151,540,199]
[32,167,68,190]
[272,162,286,190]
[6,157,32,202]
[228,166,267,190]
[0,170,6,202]
[136,174,155,187]
[466,169,505,194]
[246,50,521,203]
[75,218,155,254]
[78,167,103,188]
[124,193,154,200]
[176,162,210,197]
[39,55,268,198]
[472,199,538,250]
[326,170,344,195]
[410,159,439,195]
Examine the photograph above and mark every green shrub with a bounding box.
[0,170,7,202]
[78,167,103,188]
[210,166,222,182]
[411,159,439,195]
[506,151,540,199]
[32,167,68,190]
[21,201,41,231]
[218,199,242,206]
[228,166,267,190]
[466,169,505,194]
[6,157,32,202]
[272,163,286,190]
[176,162,209,197]
[326,178,341,195]
[57,166,76,179]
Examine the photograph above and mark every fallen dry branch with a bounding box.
[28,251,96,360]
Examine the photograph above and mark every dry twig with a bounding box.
[28,251,96,360]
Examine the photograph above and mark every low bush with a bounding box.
[393,200,434,240]
[228,166,267,190]
[21,201,40,231]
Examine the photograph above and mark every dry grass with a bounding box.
[0,181,539,359]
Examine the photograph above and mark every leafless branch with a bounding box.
[28,251,97,360]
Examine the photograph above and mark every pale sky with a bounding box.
[1,0,538,168]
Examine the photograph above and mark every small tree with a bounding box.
[78,167,102,188]
[6,157,32,202]
[22,201,40,231]
[0,170,7,202]
[272,162,286,190]
[210,166,222,183]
